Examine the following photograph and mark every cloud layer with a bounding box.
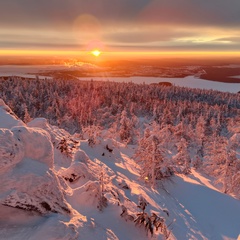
[1,0,240,52]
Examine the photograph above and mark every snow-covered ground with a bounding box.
[0,100,240,240]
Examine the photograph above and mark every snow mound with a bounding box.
[0,126,70,214]
[59,161,94,183]
[27,117,49,129]
[73,150,89,164]
[28,118,80,168]
[28,118,71,145]
[0,99,25,129]
[0,126,53,170]
[11,126,53,167]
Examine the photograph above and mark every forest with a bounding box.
[0,76,239,199]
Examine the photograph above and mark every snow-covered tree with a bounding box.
[174,138,191,174]
[119,109,133,144]
[135,129,172,187]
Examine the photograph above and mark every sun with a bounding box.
[91,49,101,57]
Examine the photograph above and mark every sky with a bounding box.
[1,0,240,58]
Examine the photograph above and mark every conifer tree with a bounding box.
[23,105,32,123]
[174,138,191,174]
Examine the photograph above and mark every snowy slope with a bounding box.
[165,171,240,240]
[0,100,240,240]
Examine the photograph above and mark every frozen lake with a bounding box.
[0,65,240,93]
[78,76,240,93]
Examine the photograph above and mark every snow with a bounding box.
[27,118,71,147]
[0,100,240,239]
[166,172,240,240]
[11,126,54,167]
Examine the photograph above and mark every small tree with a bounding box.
[134,196,170,238]
[23,104,32,123]
[119,109,134,144]
[97,172,107,211]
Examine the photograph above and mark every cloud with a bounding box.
[137,0,240,28]
[103,27,187,44]
[0,0,149,29]
[1,0,240,29]
[215,37,240,44]
[0,0,240,51]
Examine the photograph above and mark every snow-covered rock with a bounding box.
[11,126,54,167]
[0,126,70,214]
[28,118,80,168]
[59,162,94,183]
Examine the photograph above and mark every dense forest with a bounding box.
[0,76,239,198]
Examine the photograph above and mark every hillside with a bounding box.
[0,99,240,240]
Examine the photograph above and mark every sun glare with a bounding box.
[91,49,101,57]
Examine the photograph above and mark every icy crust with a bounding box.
[0,126,70,214]
[0,99,25,129]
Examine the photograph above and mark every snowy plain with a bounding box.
[0,99,240,240]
